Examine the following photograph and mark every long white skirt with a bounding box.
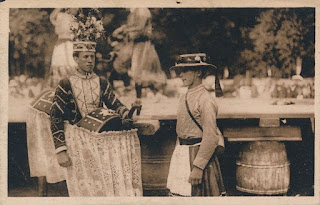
[27,107,68,183]
[131,41,166,86]
[27,107,143,196]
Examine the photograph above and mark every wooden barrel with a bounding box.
[236,141,290,195]
[139,120,177,196]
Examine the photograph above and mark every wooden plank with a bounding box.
[135,112,315,121]
[259,118,280,127]
[223,126,301,141]
[218,112,314,119]
[227,136,301,142]
[9,97,314,122]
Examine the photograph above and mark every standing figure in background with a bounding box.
[167,53,225,197]
[45,8,79,88]
[112,8,166,102]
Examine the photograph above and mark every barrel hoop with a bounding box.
[236,185,288,195]
[236,161,290,168]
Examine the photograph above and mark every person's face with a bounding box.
[75,51,95,73]
[179,69,200,87]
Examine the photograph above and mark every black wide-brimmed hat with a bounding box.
[170,53,217,71]
[170,53,223,97]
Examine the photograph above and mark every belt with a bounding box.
[178,137,202,145]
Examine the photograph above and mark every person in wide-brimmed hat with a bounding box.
[170,53,223,97]
[167,53,226,197]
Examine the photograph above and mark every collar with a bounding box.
[188,84,205,95]
[75,68,97,80]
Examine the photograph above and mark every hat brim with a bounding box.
[170,63,217,71]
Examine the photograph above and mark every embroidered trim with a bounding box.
[111,95,116,105]
[52,101,64,114]
[54,135,65,143]
[56,94,67,105]
[52,130,65,135]
[58,84,68,95]
[55,146,67,154]
[105,83,110,95]
[86,115,104,124]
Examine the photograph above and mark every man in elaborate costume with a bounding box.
[49,10,142,196]
[51,41,131,162]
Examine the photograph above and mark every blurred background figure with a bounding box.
[107,22,133,91]
[110,8,167,103]
[44,8,79,88]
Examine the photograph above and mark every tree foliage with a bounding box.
[9,8,314,79]
[9,8,56,78]
[239,8,314,78]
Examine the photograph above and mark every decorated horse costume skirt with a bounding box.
[64,126,142,196]
[27,106,143,196]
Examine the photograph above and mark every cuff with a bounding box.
[193,156,209,170]
[118,106,129,117]
[122,110,129,118]
[55,146,67,154]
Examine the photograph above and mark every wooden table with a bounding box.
[8,97,314,196]
[9,96,314,123]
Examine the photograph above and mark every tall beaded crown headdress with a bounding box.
[70,8,105,52]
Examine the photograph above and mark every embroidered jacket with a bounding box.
[176,84,221,170]
[50,71,129,154]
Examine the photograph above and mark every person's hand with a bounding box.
[122,111,133,127]
[57,151,72,167]
[134,98,142,105]
[188,166,204,185]
[132,99,142,116]
[122,110,131,120]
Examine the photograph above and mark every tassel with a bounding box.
[215,74,223,97]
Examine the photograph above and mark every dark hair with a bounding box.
[175,66,211,79]
[73,51,80,58]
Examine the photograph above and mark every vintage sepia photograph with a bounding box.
[2,1,318,204]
